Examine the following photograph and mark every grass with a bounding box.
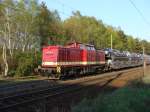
[72,76,150,112]
[142,75,150,84]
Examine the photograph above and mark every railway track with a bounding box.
[0,79,58,99]
[0,67,142,111]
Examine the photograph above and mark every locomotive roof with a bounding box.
[42,45,63,48]
[67,42,95,47]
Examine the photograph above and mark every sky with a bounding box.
[39,0,150,41]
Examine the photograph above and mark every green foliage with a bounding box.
[72,84,150,112]
[34,51,42,67]
[15,53,34,77]
[13,51,41,77]
[37,2,62,46]
[8,69,16,77]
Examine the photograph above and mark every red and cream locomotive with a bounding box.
[41,42,105,78]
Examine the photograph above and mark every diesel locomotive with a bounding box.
[39,42,150,78]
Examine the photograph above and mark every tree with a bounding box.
[117,29,128,50]
[37,2,62,46]
[64,11,109,48]
[134,38,142,53]
[127,36,136,52]
[0,0,16,76]
[0,0,40,76]
[16,0,40,52]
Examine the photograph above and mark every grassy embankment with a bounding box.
[72,75,150,112]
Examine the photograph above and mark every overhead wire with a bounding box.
[128,0,150,28]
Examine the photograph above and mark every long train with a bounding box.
[39,42,150,78]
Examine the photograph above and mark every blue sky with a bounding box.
[39,0,150,41]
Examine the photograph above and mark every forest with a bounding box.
[0,0,150,77]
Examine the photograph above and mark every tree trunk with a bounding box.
[2,43,8,77]
[22,44,26,52]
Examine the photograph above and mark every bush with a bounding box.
[8,69,16,77]
[0,50,42,77]
[15,53,35,77]
[34,51,42,68]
